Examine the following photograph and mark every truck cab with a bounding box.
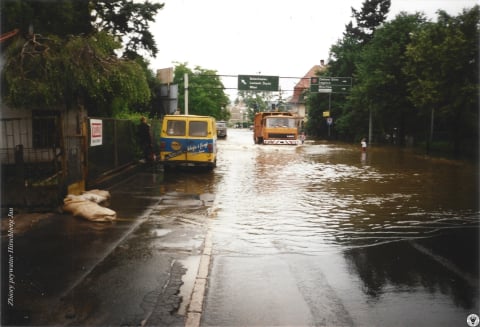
[253,112,300,145]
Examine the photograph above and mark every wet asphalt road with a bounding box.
[1,128,479,327]
[203,129,479,326]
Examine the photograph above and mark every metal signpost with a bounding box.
[310,76,352,138]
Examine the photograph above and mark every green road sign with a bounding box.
[330,77,352,85]
[310,77,332,93]
[332,85,352,93]
[238,75,279,91]
[310,77,352,93]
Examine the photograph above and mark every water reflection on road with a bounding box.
[205,128,479,326]
[214,129,478,253]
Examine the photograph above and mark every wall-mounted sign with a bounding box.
[90,119,103,146]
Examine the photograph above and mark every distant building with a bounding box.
[289,61,327,123]
[229,101,248,127]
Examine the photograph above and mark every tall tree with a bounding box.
[1,0,92,41]
[346,0,391,44]
[92,0,164,59]
[1,0,164,115]
[351,12,427,145]
[173,63,230,120]
[308,0,391,139]
[3,31,150,115]
[404,6,479,155]
[1,0,164,57]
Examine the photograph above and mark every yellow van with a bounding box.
[159,115,217,169]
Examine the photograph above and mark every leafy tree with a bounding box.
[3,31,150,115]
[1,0,163,57]
[173,63,230,120]
[308,0,391,139]
[404,6,479,155]
[92,0,164,59]
[1,0,92,42]
[346,0,391,44]
[1,0,163,116]
[351,12,427,145]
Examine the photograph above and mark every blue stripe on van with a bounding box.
[162,138,214,153]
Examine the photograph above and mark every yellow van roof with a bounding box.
[164,115,214,119]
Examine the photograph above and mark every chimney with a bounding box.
[320,60,325,66]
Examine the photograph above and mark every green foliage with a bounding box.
[346,0,391,43]
[1,0,163,116]
[309,1,479,157]
[173,63,230,120]
[404,6,480,154]
[352,12,427,143]
[1,0,92,41]
[3,31,150,113]
[92,0,165,58]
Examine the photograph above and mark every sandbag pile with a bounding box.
[63,189,116,222]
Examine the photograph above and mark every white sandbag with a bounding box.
[63,194,116,222]
[81,189,111,203]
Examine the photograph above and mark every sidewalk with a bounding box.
[1,163,199,326]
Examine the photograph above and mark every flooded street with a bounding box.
[2,128,478,327]
[203,128,479,326]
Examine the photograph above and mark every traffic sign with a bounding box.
[330,77,352,85]
[310,77,352,93]
[238,75,279,91]
[332,85,352,93]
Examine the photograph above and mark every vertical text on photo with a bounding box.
[7,208,15,307]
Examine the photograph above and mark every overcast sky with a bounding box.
[148,0,478,98]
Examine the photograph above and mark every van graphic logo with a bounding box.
[165,150,185,160]
[187,142,209,153]
[171,141,181,151]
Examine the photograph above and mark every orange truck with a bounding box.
[253,112,300,145]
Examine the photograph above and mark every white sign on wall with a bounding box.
[90,119,103,146]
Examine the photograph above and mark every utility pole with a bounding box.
[184,73,189,115]
[368,108,372,145]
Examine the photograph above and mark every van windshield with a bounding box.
[166,121,186,136]
[189,121,208,137]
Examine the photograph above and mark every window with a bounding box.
[189,121,208,137]
[166,120,186,136]
[32,110,60,148]
[266,117,294,128]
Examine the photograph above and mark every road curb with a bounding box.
[185,229,213,327]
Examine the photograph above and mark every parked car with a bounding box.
[216,121,227,138]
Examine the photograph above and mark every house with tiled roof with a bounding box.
[289,61,327,123]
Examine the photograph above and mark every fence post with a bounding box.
[114,119,119,168]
